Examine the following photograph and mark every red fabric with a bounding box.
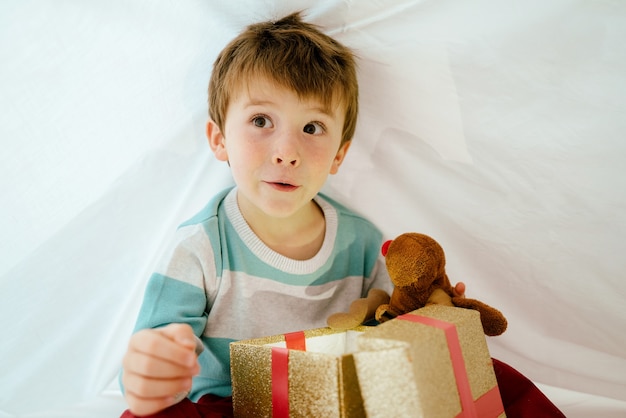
[492,358,566,418]
[120,394,233,418]
[120,359,564,418]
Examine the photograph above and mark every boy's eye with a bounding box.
[303,122,324,135]
[252,116,273,128]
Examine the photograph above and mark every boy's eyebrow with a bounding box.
[243,98,275,108]
[245,98,335,117]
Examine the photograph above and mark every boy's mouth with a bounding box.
[266,181,298,191]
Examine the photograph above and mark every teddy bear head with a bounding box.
[382,232,447,290]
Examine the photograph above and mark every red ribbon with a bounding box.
[398,313,504,418]
[284,331,306,351]
[472,385,506,417]
[271,331,306,417]
[271,347,290,418]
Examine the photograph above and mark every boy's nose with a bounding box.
[272,134,300,167]
[274,155,299,166]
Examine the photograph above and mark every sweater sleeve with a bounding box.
[132,273,208,336]
[132,224,212,336]
[119,227,211,394]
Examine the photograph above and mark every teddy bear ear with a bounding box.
[381,239,392,256]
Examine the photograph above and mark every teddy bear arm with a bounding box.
[326,288,391,330]
[374,303,402,323]
[452,296,508,336]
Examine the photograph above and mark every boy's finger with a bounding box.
[123,372,192,399]
[123,349,199,378]
[158,323,198,350]
[129,329,197,368]
[453,281,466,298]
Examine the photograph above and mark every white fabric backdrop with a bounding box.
[1,1,625,416]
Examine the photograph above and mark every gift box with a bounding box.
[230,326,368,418]
[230,305,504,417]
[354,304,505,417]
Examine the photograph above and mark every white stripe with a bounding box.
[154,223,216,293]
[205,270,367,340]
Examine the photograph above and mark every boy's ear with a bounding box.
[206,119,228,162]
[330,140,352,175]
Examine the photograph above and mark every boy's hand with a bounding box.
[453,281,466,298]
[122,323,200,416]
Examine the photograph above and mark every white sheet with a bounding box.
[1,1,625,416]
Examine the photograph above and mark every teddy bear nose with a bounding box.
[381,240,392,256]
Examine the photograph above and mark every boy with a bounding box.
[120,12,464,417]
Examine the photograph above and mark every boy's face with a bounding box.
[207,77,351,222]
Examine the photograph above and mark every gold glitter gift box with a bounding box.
[230,326,368,417]
[230,305,505,417]
[354,304,505,417]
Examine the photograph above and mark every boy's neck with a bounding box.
[238,197,326,261]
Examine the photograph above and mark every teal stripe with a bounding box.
[176,187,382,286]
[134,274,208,336]
[179,188,231,278]
[191,336,235,399]
[220,216,381,285]
[214,213,382,286]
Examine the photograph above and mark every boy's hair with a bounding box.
[209,12,358,146]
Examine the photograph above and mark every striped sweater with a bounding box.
[130,187,392,399]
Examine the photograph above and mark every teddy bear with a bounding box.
[327,232,508,336]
